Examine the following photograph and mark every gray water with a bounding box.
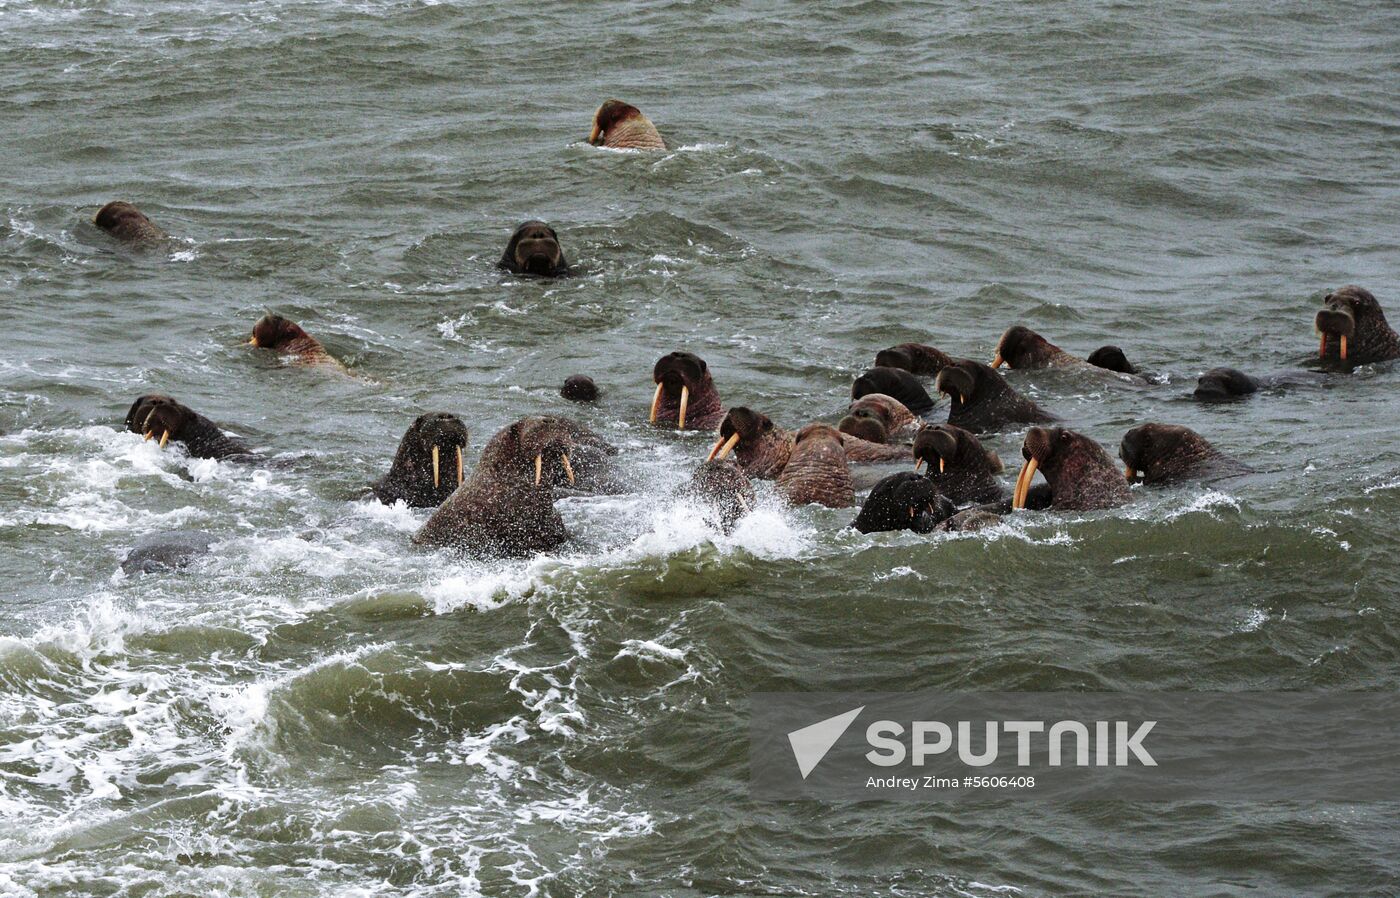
[3,1,1400,895]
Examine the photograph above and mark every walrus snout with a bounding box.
[1316,304,1356,363]
[413,412,469,489]
[650,351,709,428]
[913,425,958,473]
[838,408,889,444]
[126,394,192,447]
[1194,367,1257,402]
[934,366,975,405]
[94,201,167,245]
[498,220,569,277]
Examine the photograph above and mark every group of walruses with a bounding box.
[99,101,1399,568]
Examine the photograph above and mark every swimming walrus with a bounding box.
[248,314,342,368]
[1191,366,1322,402]
[1315,285,1400,369]
[588,99,666,150]
[874,343,955,377]
[124,395,255,460]
[1085,345,1139,376]
[708,407,910,480]
[912,423,1005,505]
[650,351,724,431]
[371,413,469,508]
[412,418,582,556]
[682,460,756,533]
[1120,423,1252,486]
[851,472,955,534]
[844,394,920,441]
[992,325,1146,383]
[935,359,1057,433]
[561,375,598,402]
[851,367,937,417]
[1011,426,1131,512]
[776,424,855,508]
[93,201,167,246]
[497,221,571,277]
[121,530,217,575]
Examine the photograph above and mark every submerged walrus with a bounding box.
[845,394,919,441]
[992,325,1146,383]
[371,413,469,508]
[124,395,255,460]
[935,360,1057,433]
[851,367,937,417]
[249,314,341,367]
[1191,366,1321,402]
[561,375,598,402]
[1086,345,1139,376]
[121,530,216,575]
[1315,285,1400,369]
[650,351,724,431]
[413,418,580,556]
[683,460,755,533]
[497,221,571,277]
[912,423,1005,505]
[1011,426,1131,512]
[93,201,167,246]
[708,406,909,480]
[1120,424,1252,486]
[588,99,667,150]
[776,424,854,508]
[851,472,955,534]
[874,343,955,377]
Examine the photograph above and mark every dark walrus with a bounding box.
[708,406,910,481]
[683,460,756,533]
[1315,285,1400,369]
[1192,366,1322,402]
[935,359,1057,433]
[371,413,470,508]
[851,367,937,417]
[874,343,955,377]
[124,395,255,460]
[1012,426,1131,512]
[121,530,217,575]
[588,99,667,150]
[851,472,955,535]
[94,201,167,246]
[497,221,571,277]
[561,375,598,402]
[912,423,1005,505]
[650,351,724,431]
[992,325,1146,383]
[1120,424,1252,486]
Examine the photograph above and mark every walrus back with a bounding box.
[604,116,667,150]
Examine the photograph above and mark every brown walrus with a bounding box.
[413,418,579,556]
[588,99,666,150]
[845,394,919,441]
[912,423,1005,505]
[248,314,341,367]
[497,221,571,277]
[935,360,1057,433]
[1085,346,1139,375]
[1120,424,1252,486]
[683,460,756,533]
[371,413,469,508]
[708,407,910,480]
[1315,285,1400,369]
[776,424,854,508]
[649,351,724,431]
[94,201,167,246]
[874,343,955,377]
[850,472,955,534]
[992,325,1146,383]
[561,375,598,402]
[123,395,255,460]
[1012,426,1131,512]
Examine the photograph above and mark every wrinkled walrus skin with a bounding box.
[588,99,666,150]
[776,424,855,509]
[1012,426,1131,513]
[913,423,1005,506]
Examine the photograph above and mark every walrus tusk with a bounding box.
[914,458,924,471]
[143,431,153,442]
[710,432,740,461]
[991,353,1004,368]
[909,507,916,520]
[736,493,750,513]
[248,337,259,347]
[588,123,602,145]
[939,457,946,473]
[456,447,464,485]
[159,430,170,449]
[1012,457,1039,510]
[677,385,689,430]
[432,445,441,489]
[561,453,575,485]
[534,454,543,485]
[1125,466,1137,481]
[1341,335,1348,361]
[649,382,663,424]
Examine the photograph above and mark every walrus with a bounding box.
[650,351,724,431]
[936,508,1003,533]
[682,460,755,533]
[413,418,577,556]
[845,394,920,441]
[588,99,666,150]
[93,201,167,246]
[851,472,955,534]
[497,221,570,277]
[561,375,598,402]
[1086,345,1138,375]
[371,413,469,508]
[1120,424,1252,486]
[993,325,1146,383]
[851,367,937,417]
[837,405,892,444]
[1315,285,1400,369]
[874,343,955,377]
[935,360,1057,433]
[248,314,341,367]
[124,395,255,460]
[121,530,216,575]
[708,407,909,480]
[912,423,1005,505]
[776,424,854,508]
[1012,426,1131,512]
[1192,366,1322,401]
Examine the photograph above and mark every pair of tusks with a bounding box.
[649,382,690,430]
[1319,333,1348,361]
[143,429,171,448]
[990,353,1004,368]
[534,452,575,486]
[913,457,947,473]
[1012,457,1040,510]
[707,432,740,461]
[430,445,466,490]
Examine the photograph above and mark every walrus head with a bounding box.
[707,407,790,478]
[1120,423,1245,486]
[561,375,598,402]
[913,423,1000,476]
[249,314,311,351]
[851,472,954,535]
[1013,426,1129,511]
[778,423,855,508]
[1316,285,1398,367]
[478,416,593,488]
[846,394,916,438]
[650,351,721,430]
[874,343,954,377]
[499,220,569,277]
[386,413,469,503]
[1086,345,1137,375]
[935,359,1055,433]
[1193,367,1259,402]
[590,99,641,144]
[837,405,890,444]
[125,394,192,448]
[991,325,1060,369]
[94,201,164,244]
[851,367,935,416]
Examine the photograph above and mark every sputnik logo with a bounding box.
[787,706,864,779]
